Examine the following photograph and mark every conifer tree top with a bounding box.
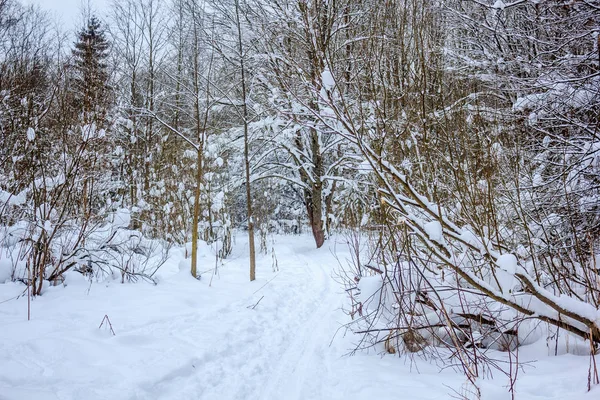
[71,15,111,121]
[73,16,109,62]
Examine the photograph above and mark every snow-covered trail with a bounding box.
[1,234,599,400]
[260,242,337,400]
[0,235,348,400]
[129,238,343,400]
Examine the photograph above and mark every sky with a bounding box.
[24,0,110,33]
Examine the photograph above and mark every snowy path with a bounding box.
[1,234,599,400]
[130,240,341,400]
[260,246,336,400]
[0,235,347,400]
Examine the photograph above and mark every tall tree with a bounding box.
[208,0,258,279]
[72,16,111,125]
[251,0,362,249]
[233,0,257,280]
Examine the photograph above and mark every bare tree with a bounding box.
[250,0,364,248]
[233,0,257,280]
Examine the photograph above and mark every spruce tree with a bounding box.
[72,16,111,125]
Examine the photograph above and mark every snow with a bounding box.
[211,191,225,212]
[357,159,372,174]
[42,220,52,232]
[357,275,383,310]
[496,253,518,274]
[26,127,35,142]
[513,82,598,114]
[424,220,444,244]
[183,149,196,159]
[321,69,335,91]
[496,253,518,294]
[0,189,26,206]
[0,258,12,283]
[0,234,598,400]
[492,0,506,10]
[111,208,131,228]
[81,123,105,141]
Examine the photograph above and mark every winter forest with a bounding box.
[1,0,600,398]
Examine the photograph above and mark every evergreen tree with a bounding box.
[72,16,111,125]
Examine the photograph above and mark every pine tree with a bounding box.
[72,16,111,125]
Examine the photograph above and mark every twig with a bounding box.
[589,329,599,391]
[27,259,31,321]
[252,272,280,295]
[364,264,383,274]
[99,314,116,336]
[247,296,264,310]
[0,294,21,305]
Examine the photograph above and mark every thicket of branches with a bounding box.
[1,0,599,392]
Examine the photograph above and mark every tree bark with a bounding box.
[300,0,328,249]
[234,0,257,280]
[308,128,325,248]
[190,148,202,278]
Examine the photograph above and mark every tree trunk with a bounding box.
[309,128,325,248]
[190,148,202,278]
[308,203,325,248]
[235,0,257,280]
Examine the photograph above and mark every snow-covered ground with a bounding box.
[1,234,598,399]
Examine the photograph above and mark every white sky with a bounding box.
[24,0,111,34]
